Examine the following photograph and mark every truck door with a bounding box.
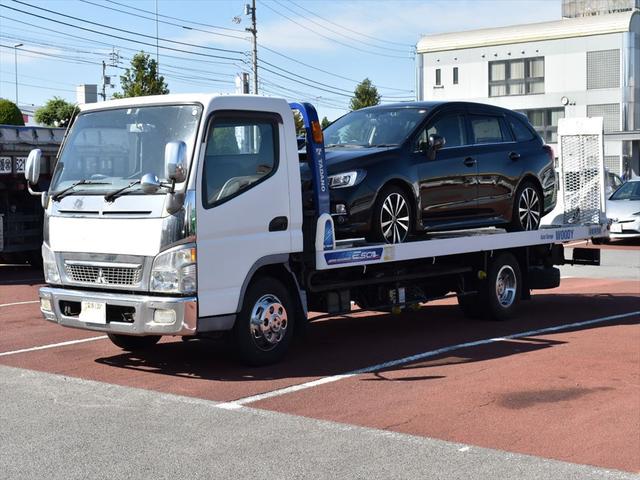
[196,110,291,318]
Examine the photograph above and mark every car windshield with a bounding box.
[610,181,640,201]
[50,104,202,193]
[323,107,428,148]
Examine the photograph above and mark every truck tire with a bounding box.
[233,276,295,366]
[107,333,161,351]
[478,252,522,321]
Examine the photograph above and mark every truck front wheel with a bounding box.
[234,277,295,366]
[107,333,161,351]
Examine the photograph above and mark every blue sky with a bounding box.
[0,0,561,121]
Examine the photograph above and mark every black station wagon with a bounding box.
[320,101,557,244]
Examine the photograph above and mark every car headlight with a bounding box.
[42,243,60,284]
[328,170,366,189]
[150,244,197,294]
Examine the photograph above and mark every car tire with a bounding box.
[368,185,413,244]
[107,333,161,351]
[233,276,295,366]
[507,181,543,232]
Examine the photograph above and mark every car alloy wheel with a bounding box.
[380,192,410,244]
[518,186,541,231]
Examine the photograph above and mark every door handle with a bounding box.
[269,216,288,232]
[463,157,476,167]
[509,151,521,161]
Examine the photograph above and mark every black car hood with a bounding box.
[300,146,400,181]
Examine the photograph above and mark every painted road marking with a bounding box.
[0,336,108,357]
[217,310,640,410]
[0,300,40,308]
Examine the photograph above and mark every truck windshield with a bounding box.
[50,104,202,193]
[323,107,428,148]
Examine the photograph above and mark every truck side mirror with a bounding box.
[25,148,42,185]
[141,173,161,194]
[165,141,187,183]
[427,134,445,160]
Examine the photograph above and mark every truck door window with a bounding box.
[203,118,277,208]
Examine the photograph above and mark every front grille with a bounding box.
[65,262,142,286]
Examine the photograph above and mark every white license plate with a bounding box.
[610,223,622,233]
[79,301,106,324]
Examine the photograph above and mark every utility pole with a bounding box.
[245,1,258,94]
[101,61,106,101]
[14,43,23,105]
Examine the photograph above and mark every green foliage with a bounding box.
[321,116,331,129]
[209,126,239,155]
[293,111,305,136]
[349,78,381,111]
[0,99,24,125]
[113,51,169,98]
[34,97,78,127]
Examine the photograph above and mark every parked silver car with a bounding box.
[607,178,640,239]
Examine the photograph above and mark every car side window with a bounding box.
[203,117,277,208]
[470,115,506,144]
[509,116,535,142]
[417,114,467,151]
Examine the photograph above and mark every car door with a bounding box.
[415,110,479,226]
[468,111,519,220]
[196,110,291,318]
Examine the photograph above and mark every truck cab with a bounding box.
[30,94,306,363]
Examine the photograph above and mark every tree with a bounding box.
[321,116,331,129]
[35,97,78,127]
[293,111,305,136]
[0,99,24,125]
[350,78,381,111]
[113,51,169,98]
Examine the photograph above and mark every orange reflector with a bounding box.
[190,248,197,263]
[311,121,324,143]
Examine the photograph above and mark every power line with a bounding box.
[12,0,246,56]
[103,0,244,33]
[1,3,246,62]
[258,43,413,94]
[281,0,411,54]
[287,1,413,48]
[261,2,412,60]
[77,0,248,41]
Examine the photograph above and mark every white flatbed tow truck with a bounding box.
[24,95,608,365]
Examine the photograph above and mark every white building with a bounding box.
[416,4,640,179]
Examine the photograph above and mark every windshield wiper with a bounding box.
[368,143,398,147]
[104,180,141,202]
[51,179,110,201]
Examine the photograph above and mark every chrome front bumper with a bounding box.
[39,286,197,336]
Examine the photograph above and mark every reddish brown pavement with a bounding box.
[1,265,639,472]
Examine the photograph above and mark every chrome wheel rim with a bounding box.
[249,294,288,352]
[380,193,410,244]
[518,187,541,231]
[495,265,517,308]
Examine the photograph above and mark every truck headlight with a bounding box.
[42,243,60,284]
[150,245,197,294]
[328,170,366,189]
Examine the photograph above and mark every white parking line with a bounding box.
[0,300,40,308]
[217,310,640,410]
[0,336,108,357]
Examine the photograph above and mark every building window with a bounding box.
[587,50,620,89]
[435,68,441,86]
[587,103,620,133]
[489,57,544,97]
[453,67,459,85]
[518,108,564,143]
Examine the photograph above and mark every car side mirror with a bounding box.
[164,141,187,183]
[25,148,42,185]
[427,134,445,160]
